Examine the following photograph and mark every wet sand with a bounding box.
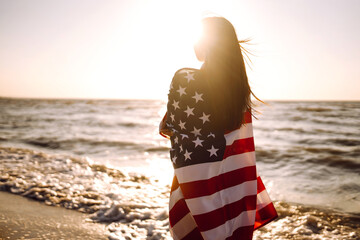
[0,191,107,240]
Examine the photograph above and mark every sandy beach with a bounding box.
[0,191,107,240]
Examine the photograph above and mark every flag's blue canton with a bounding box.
[166,68,226,169]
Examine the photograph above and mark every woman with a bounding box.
[160,16,277,240]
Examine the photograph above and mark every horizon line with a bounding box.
[1,96,359,102]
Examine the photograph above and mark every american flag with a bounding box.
[160,68,278,240]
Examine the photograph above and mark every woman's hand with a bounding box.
[159,112,173,139]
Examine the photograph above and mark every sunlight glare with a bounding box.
[108,1,206,99]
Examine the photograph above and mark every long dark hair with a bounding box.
[197,17,257,131]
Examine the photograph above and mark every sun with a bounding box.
[104,1,213,99]
[154,3,205,69]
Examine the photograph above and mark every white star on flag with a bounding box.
[192,137,204,148]
[208,132,215,138]
[170,113,175,122]
[192,92,203,103]
[191,126,201,136]
[184,149,192,161]
[179,145,183,152]
[200,112,210,124]
[178,120,186,130]
[180,133,189,139]
[207,145,219,157]
[174,136,179,144]
[172,155,177,163]
[184,106,194,117]
[172,100,180,110]
[184,72,195,83]
[177,86,186,96]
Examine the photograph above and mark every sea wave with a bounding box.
[330,138,360,147]
[22,137,140,150]
[296,107,333,112]
[0,146,171,239]
[256,145,360,172]
[305,155,360,170]
[0,146,359,239]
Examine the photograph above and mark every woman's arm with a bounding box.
[159,112,173,139]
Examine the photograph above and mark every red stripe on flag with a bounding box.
[180,165,257,199]
[243,111,252,124]
[182,227,204,240]
[225,225,254,240]
[223,137,255,159]
[169,198,189,227]
[254,203,278,230]
[193,195,257,231]
[257,176,266,193]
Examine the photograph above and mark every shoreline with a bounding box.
[0,191,108,240]
[1,188,360,239]
[1,143,360,239]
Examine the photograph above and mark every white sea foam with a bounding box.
[1,99,360,239]
[1,146,359,239]
[0,147,172,239]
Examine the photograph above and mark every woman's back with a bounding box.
[164,67,277,240]
[160,15,277,240]
[166,68,226,168]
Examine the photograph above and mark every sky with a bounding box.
[0,0,359,100]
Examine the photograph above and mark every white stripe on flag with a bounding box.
[256,189,273,210]
[201,210,256,240]
[169,186,183,210]
[185,180,257,215]
[171,212,197,240]
[224,123,253,145]
[175,151,256,184]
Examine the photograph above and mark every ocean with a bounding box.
[0,98,359,239]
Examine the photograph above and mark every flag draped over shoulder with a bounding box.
[160,68,277,240]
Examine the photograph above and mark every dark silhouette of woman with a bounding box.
[160,16,277,240]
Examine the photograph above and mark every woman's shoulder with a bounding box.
[169,67,208,107]
[174,67,200,75]
[171,67,202,85]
